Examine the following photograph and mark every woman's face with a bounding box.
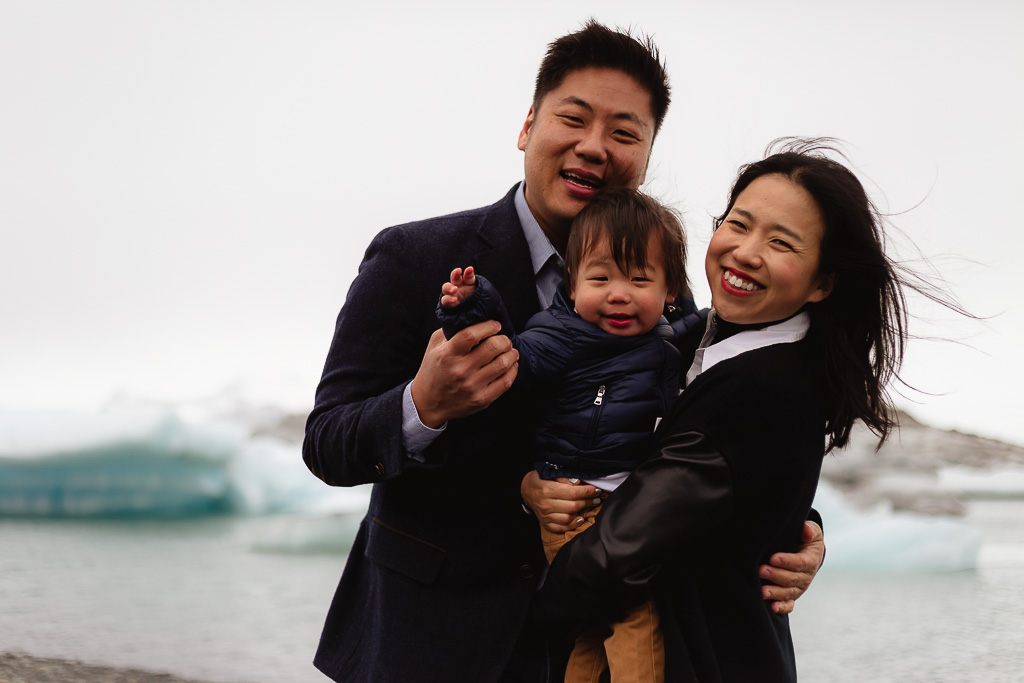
[705,174,833,325]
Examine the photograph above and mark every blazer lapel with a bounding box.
[473,185,542,331]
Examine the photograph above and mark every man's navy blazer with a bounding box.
[303,185,550,682]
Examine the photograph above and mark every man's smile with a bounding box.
[562,169,603,189]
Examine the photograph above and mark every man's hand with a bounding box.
[759,521,825,614]
[440,266,477,308]
[521,471,604,533]
[411,323,518,428]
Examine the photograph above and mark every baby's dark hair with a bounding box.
[564,189,687,301]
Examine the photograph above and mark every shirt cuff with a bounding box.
[402,381,446,462]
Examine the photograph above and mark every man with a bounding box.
[303,20,824,682]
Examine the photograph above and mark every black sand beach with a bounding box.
[0,653,225,683]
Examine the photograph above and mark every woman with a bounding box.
[532,139,923,682]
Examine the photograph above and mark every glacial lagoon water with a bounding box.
[1,501,1022,682]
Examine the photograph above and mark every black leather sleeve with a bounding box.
[534,430,734,631]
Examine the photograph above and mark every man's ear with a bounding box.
[636,151,651,186]
[517,106,536,152]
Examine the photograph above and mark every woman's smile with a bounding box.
[720,267,764,293]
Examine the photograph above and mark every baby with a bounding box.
[438,188,689,683]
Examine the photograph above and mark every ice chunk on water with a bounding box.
[228,434,369,516]
[812,482,982,573]
[0,407,359,518]
[938,466,1024,498]
[0,408,243,516]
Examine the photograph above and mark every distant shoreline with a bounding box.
[0,652,226,683]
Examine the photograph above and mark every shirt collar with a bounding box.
[514,181,560,277]
[695,310,811,378]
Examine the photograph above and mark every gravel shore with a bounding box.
[0,653,225,683]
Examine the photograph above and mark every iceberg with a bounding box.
[812,482,982,573]
[0,409,241,516]
[0,407,363,519]
[245,511,365,555]
[937,465,1024,499]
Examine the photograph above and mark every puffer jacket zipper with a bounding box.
[584,385,606,450]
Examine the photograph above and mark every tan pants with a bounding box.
[541,503,665,683]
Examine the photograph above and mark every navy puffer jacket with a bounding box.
[438,275,682,480]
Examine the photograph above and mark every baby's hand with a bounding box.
[440,266,477,308]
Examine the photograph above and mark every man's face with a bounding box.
[518,68,655,245]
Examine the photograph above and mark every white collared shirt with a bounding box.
[685,310,811,387]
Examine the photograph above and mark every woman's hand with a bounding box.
[520,470,604,533]
[759,521,825,614]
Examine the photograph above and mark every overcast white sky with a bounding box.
[2,1,1022,446]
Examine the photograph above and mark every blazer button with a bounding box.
[519,564,535,579]
[374,462,386,476]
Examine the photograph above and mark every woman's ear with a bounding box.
[810,273,838,303]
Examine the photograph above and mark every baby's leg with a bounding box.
[564,624,611,683]
[541,504,610,682]
[604,598,664,683]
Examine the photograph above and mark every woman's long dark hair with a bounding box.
[716,138,959,451]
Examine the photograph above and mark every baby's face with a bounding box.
[570,236,674,337]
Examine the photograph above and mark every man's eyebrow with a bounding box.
[558,96,650,132]
[731,207,806,243]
